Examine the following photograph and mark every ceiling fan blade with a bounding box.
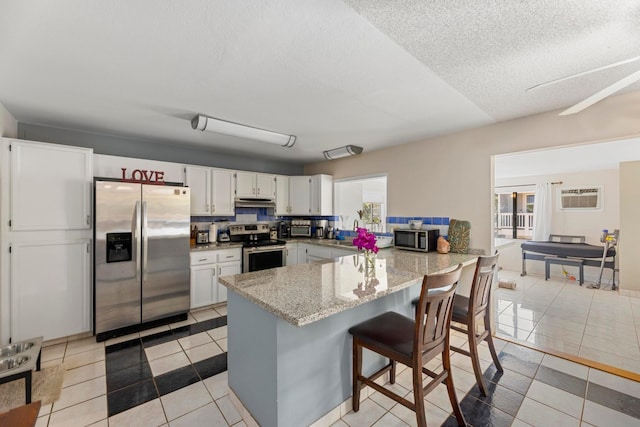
[526,55,640,92]
[559,68,640,115]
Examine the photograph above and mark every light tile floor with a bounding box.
[496,269,640,374]
[11,300,640,426]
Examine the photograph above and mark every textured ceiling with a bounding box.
[0,1,639,164]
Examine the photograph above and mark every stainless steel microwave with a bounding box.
[393,229,439,252]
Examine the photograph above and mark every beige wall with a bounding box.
[620,161,640,294]
[305,90,640,289]
[0,102,17,138]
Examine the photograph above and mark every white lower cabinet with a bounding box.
[305,244,333,262]
[285,242,298,266]
[190,248,241,308]
[10,239,91,342]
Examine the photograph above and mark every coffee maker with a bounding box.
[314,219,328,239]
[326,226,334,239]
[278,221,290,239]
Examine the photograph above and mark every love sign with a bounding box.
[121,168,165,184]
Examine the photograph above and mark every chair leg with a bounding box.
[484,311,503,372]
[352,338,362,411]
[442,348,467,426]
[412,359,427,427]
[390,359,397,384]
[469,329,488,396]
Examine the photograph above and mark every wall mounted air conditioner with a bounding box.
[558,187,602,210]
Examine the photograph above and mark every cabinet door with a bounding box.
[211,169,235,215]
[185,166,211,215]
[11,239,91,341]
[275,175,290,215]
[256,173,276,199]
[10,140,92,231]
[289,176,311,215]
[306,244,333,260]
[285,243,298,265]
[297,244,308,264]
[235,171,256,198]
[217,261,241,303]
[190,264,217,309]
[310,174,333,216]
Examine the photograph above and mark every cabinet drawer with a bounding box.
[216,249,241,263]
[190,252,216,266]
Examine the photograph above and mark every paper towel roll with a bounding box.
[209,223,218,243]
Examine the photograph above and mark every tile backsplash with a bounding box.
[191,209,450,239]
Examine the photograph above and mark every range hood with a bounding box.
[234,197,276,209]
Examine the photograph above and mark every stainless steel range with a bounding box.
[229,224,286,272]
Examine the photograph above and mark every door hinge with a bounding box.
[8,219,11,227]
[9,246,12,253]
[87,243,90,253]
[86,215,90,225]
[8,144,12,151]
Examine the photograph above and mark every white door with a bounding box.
[190,264,216,309]
[185,166,211,215]
[235,171,256,198]
[275,175,290,215]
[212,169,235,215]
[285,243,298,265]
[217,261,240,302]
[289,176,311,215]
[11,239,91,341]
[256,173,276,199]
[10,140,92,231]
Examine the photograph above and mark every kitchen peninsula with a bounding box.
[219,249,479,427]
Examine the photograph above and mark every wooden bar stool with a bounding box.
[348,264,467,427]
[449,253,502,396]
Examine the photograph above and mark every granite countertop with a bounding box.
[190,242,243,252]
[219,249,478,327]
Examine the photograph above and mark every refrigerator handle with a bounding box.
[142,201,149,282]
[135,201,142,282]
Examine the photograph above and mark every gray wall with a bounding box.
[18,123,304,175]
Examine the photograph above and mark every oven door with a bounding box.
[243,245,286,273]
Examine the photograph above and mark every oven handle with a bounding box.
[244,245,287,253]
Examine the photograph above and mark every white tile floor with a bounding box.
[496,269,640,374]
[14,287,640,427]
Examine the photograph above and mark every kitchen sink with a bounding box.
[0,355,31,372]
[0,342,34,358]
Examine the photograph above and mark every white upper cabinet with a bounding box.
[211,169,235,216]
[288,174,333,216]
[289,176,311,215]
[185,166,211,215]
[185,166,234,216]
[235,171,276,199]
[275,175,290,215]
[310,174,333,216]
[9,140,92,231]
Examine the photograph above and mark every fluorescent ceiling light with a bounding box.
[323,145,363,160]
[191,114,296,147]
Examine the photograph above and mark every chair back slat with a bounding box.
[415,264,463,354]
[470,253,500,317]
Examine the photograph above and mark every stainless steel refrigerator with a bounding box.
[94,180,190,341]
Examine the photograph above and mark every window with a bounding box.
[334,176,387,232]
